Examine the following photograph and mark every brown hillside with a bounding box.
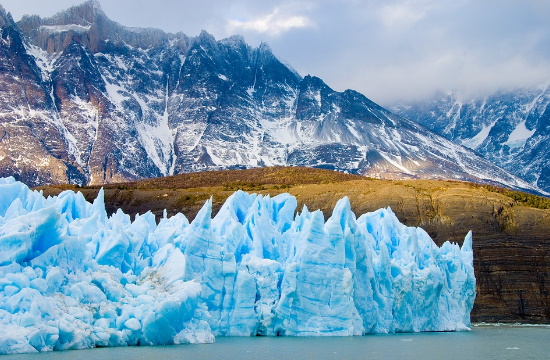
[35,166,550,324]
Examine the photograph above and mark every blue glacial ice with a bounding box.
[0,177,476,354]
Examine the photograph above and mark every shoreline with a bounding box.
[472,322,550,328]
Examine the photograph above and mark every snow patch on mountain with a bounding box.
[504,121,535,150]
[39,24,91,34]
[24,45,58,80]
[462,121,497,150]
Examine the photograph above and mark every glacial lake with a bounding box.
[4,325,549,360]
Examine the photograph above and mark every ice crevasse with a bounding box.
[0,177,475,354]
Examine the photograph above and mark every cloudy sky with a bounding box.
[1,0,549,104]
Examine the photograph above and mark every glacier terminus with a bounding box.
[0,177,476,354]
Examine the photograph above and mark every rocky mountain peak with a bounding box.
[257,41,273,53]
[0,5,6,27]
[256,42,282,65]
[301,75,329,90]
[223,34,246,45]
[18,1,173,53]
[219,34,248,53]
[0,5,15,28]
[195,29,216,42]
[17,0,111,53]
[189,30,219,53]
[50,0,105,26]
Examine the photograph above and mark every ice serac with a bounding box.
[0,177,476,354]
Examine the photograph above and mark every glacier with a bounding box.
[0,177,475,354]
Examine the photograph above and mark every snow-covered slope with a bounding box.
[391,85,550,193]
[0,177,475,354]
[0,1,541,194]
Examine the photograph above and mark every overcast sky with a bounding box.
[1,0,549,104]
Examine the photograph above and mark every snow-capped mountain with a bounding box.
[0,1,541,193]
[391,85,550,193]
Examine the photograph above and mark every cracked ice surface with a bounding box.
[0,177,475,354]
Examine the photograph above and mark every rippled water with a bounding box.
[4,326,549,360]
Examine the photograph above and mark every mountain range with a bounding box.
[0,0,542,194]
[391,86,550,194]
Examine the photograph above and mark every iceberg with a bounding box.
[0,177,475,354]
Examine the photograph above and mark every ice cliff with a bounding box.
[0,177,476,354]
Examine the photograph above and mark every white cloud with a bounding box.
[227,5,312,36]
[378,0,436,27]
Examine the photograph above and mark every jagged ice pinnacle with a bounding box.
[0,177,475,354]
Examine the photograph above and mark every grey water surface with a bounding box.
[4,326,549,360]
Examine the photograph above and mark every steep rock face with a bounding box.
[0,1,542,194]
[0,7,75,186]
[17,0,172,53]
[391,86,550,193]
